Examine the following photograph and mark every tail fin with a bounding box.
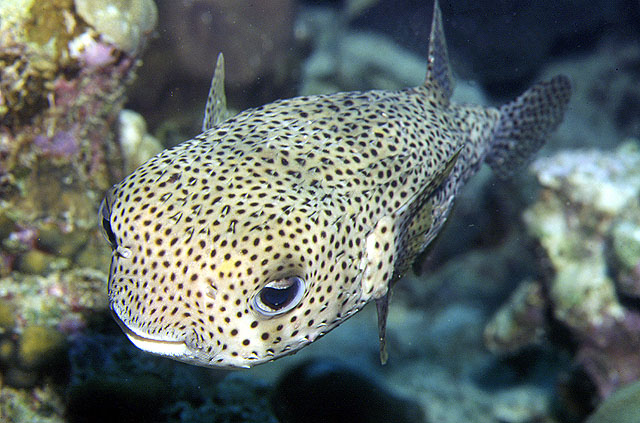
[486,75,571,179]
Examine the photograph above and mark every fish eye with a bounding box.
[99,188,117,249]
[253,276,305,317]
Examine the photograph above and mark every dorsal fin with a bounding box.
[202,53,229,131]
[425,0,454,102]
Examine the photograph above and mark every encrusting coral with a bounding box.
[486,140,640,404]
[0,0,157,419]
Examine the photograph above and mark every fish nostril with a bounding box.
[115,246,132,258]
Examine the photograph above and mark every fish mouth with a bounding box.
[110,307,194,359]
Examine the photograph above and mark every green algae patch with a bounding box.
[17,325,67,370]
[0,299,16,332]
[25,0,79,59]
[37,222,90,258]
[14,250,57,275]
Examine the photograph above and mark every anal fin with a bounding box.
[375,294,390,365]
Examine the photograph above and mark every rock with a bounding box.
[586,380,640,423]
[272,358,425,423]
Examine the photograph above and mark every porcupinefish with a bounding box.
[100,1,571,368]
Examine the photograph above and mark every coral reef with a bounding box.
[0,0,158,278]
[0,1,635,422]
[486,140,640,404]
[0,0,157,420]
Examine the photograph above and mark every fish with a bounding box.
[99,0,571,368]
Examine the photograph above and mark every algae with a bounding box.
[17,325,67,370]
[25,0,79,59]
[14,250,57,275]
[0,299,16,332]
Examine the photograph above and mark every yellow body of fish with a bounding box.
[100,1,571,368]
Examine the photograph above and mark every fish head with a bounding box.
[100,154,370,368]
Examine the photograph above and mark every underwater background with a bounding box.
[1,0,640,422]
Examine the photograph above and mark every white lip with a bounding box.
[122,327,193,357]
[110,307,193,358]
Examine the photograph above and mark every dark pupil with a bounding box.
[260,283,296,310]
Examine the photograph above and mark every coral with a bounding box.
[13,250,57,275]
[0,324,69,389]
[0,3,151,408]
[0,0,157,278]
[487,140,640,400]
[0,268,108,331]
[0,384,65,423]
[117,109,163,173]
[484,281,547,354]
[0,299,16,333]
[611,214,640,297]
[74,0,157,55]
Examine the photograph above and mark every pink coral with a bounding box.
[79,41,118,69]
[33,130,80,158]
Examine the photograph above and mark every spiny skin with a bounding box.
[105,85,493,367]
[102,3,571,368]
